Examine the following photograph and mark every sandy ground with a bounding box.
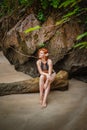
[0,79,87,130]
[0,51,31,83]
[0,51,87,130]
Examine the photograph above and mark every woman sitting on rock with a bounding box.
[36,48,56,108]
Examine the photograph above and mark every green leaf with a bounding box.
[63,8,79,19]
[37,11,45,21]
[59,0,74,8]
[59,0,81,8]
[19,0,28,5]
[79,45,85,49]
[50,0,60,8]
[56,17,69,26]
[71,0,81,7]
[24,25,41,34]
[74,41,87,48]
[76,32,87,40]
[37,42,46,49]
[40,0,49,9]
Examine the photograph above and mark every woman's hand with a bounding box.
[46,73,51,80]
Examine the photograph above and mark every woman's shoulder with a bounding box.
[36,59,41,64]
[48,59,52,63]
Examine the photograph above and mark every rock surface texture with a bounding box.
[0,11,87,81]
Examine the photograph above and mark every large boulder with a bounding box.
[54,48,87,82]
[2,14,57,77]
[2,14,81,77]
[0,70,69,96]
[3,15,81,65]
[48,20,81,64]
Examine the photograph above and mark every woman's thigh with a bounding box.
[39,75,46,84]
[50,72,56,83]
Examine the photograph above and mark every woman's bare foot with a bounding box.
[41,102,47,108]
[40,99,43,105]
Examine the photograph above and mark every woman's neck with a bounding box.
[41,58,47,62]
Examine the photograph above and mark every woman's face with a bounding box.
[39,51,45,58]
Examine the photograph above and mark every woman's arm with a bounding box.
[48,59,53,76]
[36,60,48,76]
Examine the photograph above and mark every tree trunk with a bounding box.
[0,70,69,96]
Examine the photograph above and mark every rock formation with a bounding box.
[0,10,87,82]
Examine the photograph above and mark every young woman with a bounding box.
[36,48,56,108]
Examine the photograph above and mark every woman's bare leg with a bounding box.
[42,83,51,108]
[42,73,56,108]
[39,75,45,104]
[44,72,56,89]
[44,78,49,90]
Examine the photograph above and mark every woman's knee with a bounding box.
[50,73,56,83]
[40,75,45,80]
[46,77,51,83]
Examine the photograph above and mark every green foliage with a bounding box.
[0,3,5,17]
[0,0,13,16]
[73,32,87,49]
[57,0,81,26]
[76,32,87,40]
[55,7,80,26]
[59,0,81,8]
[0,0,86,19]
[50,0,60,8]
[19,0,34,6]
[0,0,34,17]
[0,0,87,50]
[40,0,49,9]
[74,42,87,49]
[40,0,60,9]
[38,43,46,48]
[24,25,41,34]
[19,0,28,5]
[63,7,80,18]
[56,17,69,26]
[37,11,46,22]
